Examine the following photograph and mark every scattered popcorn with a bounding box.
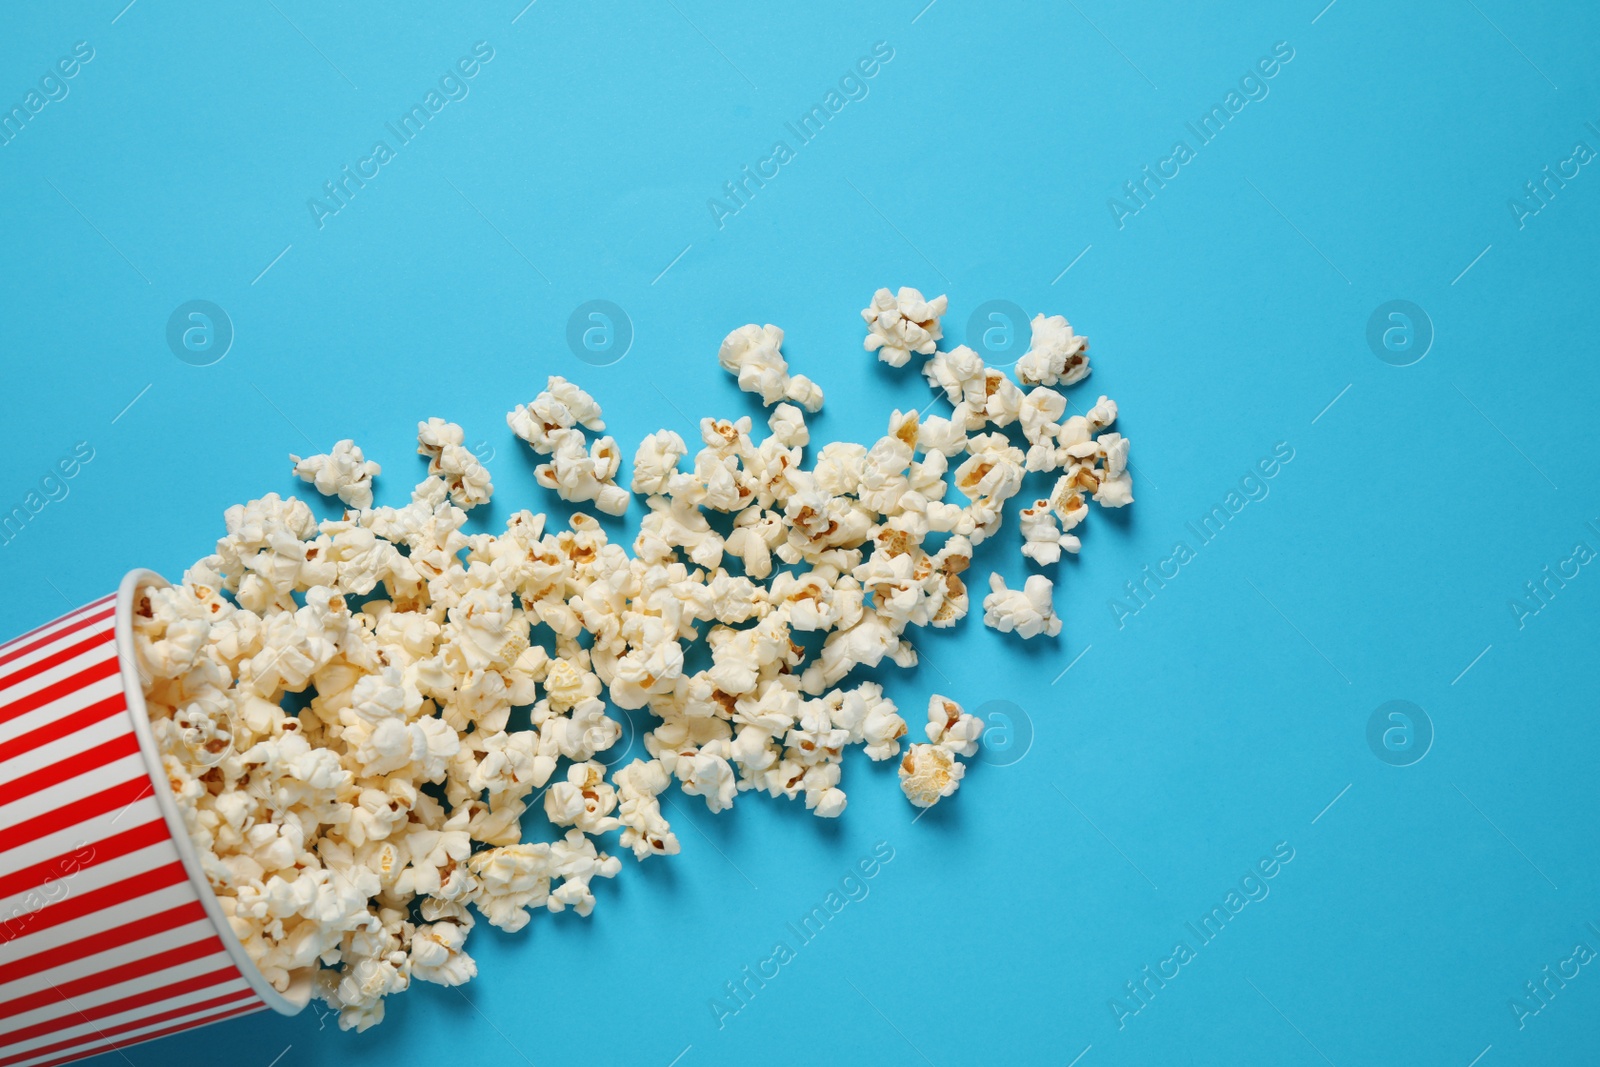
[506,375,605,451]
[417,419,492,509]
[899,743,964,808]
[925,694,983,756]
[899,695,984,809]
[1015,313,1090,388]
[718,324,825,412]
[1019,500,1075,565]
[509,377,629,515]
[862,286,947,367]
[982,572,1062,639]
[143,287,1133,1030]
[291,440,381,510]
[630,430,689,496]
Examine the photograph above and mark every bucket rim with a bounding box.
[114,568,310,1018]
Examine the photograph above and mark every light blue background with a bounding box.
[2,0,1598,1064]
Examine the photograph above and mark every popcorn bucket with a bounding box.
[0,570,306,1067]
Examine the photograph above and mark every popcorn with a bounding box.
[509,378,628,515]
[1094,432,1133,507]
[1015,313,1090,387]
[533,429,630,516]
[143,286,1135,1029]
[1019,500,1075,565]
[767,403,809,448]
[718,323,825,412]
[924,345,986,426]
[468,844,551,932]
[631,430,688,496]
[417,419,493,509]
[916,415,967,458]
[925,694,983,756]
[862,286,947,367]
[724,507,784,579]
[291,440,382,509]
[507,376,605,451]
[982,572,1062,639]
[547,828,622,916]
[953,433,1026,545]
[544,761,622,835]
[898,743,964,808]
[895,695,983,809]
[614,759,681,860]
[408,919,477,986]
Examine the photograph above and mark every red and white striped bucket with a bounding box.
[0,569,306,1067]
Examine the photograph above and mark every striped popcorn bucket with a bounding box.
[0,569,306,1067]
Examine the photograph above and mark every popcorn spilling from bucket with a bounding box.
[133,289,1133,1031]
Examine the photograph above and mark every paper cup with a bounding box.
[0,569,306,1067]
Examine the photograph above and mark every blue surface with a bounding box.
[2,1,1598,1064]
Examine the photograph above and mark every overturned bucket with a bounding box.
[0,569,305,1067]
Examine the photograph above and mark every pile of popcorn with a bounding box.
[133,288,1132,1030]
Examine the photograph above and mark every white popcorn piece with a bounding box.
[925,694,983,757]
[546,828,621,916]
[718,323,825,412]
[544,761,622,836]
[468,844,552,932]
[291,440,381,510]
[508,378,628,515]
[767,403,809,448]
[1019,500,1077,565]
[924,345,985,422]
[862,287,947,367]
[982,572,1062,639]
[724,507,784,580]
[507,376,605,452]
[409,919,477,986]
[534,431,630,516]
[898,743,965,808]
[1015,313,1090,387]
[614,759,681,860]
[1047,471,1092,531]
[417,419,492,509]
[898,697,982,809]
[1018,388,1067,447]
[953,433,1026,546]
[1094,432,1134,507]
[631,430,688,496]
[915,414,967,458]
[1085,394,1118,432]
